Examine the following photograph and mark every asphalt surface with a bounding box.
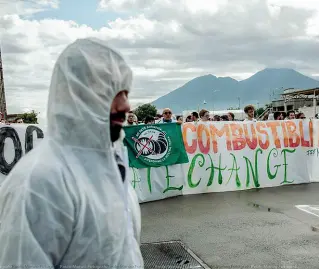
[140,183,319,269]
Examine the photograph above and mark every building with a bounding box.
[6,114,23,123]
[0,48,7,119]
[0,48,36,123]
[272,87,319,117]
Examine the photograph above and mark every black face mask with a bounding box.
[110,112,126,142]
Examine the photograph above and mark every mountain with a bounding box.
[239,68,319,102]
[151,68,319,113]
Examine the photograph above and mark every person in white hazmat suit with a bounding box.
[0,38,144,268]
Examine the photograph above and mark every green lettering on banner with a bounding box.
[216,154,227,185]
[147,167,152,193]
[131,168,141,189]
[163,166,183,193]
[227,153,241,188]
[187,153,204,188]
[206,154,214,187]
[205,153,226,186]
[243,148,262,188]
[281,149,296,184]
[267,148,281,180]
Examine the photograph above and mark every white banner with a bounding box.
[0,121,318,203]
[130,120,319,202]
[0,124,44,185]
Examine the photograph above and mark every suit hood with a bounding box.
[46,38,132,150]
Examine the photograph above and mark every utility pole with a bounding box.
[0,47,7,120]
[237,97,241,109]
[211,89,220,113]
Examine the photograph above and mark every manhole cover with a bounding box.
[141,240,210,269]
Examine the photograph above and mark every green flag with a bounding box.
[123,123,189,168]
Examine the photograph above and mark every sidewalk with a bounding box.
[140,183,319,268]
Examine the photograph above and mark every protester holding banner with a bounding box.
[144,115,155,124]
[0,38,143,268]
[157,108,176,123]
[228,112,235,121]
[199,109,210,122]
[287,111,296,120]
[15,118,24,123]
[125,111,138,126]
[297,112,306,119]
[191,111,199,122]
[185,115,192,122]
[274,111,285,120]
[243,104,257,121]
[176,115,183,124]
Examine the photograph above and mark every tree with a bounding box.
[134,104,157,121]
[21,110,39,124]
[256,107,265,117]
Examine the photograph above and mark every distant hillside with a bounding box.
[152,68,319,113]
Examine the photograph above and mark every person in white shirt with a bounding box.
[157,108,176,123]
[125,111,137,126]
[244,105,257,121]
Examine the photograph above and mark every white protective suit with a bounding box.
[0,38,144,268]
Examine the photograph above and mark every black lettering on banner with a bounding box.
[25,125,44,153]
[0,127,23,175]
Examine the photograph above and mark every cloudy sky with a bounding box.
[1,0,319,124]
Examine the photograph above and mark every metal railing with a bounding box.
[256,107,272,120]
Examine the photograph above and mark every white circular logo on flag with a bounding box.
[133,126,172,163]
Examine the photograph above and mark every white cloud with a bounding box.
[0,14,95,124]
[267,0,319,10]
[1,0,319,124]
[0,0,59,16]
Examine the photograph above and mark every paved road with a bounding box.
[140,183,319,269]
